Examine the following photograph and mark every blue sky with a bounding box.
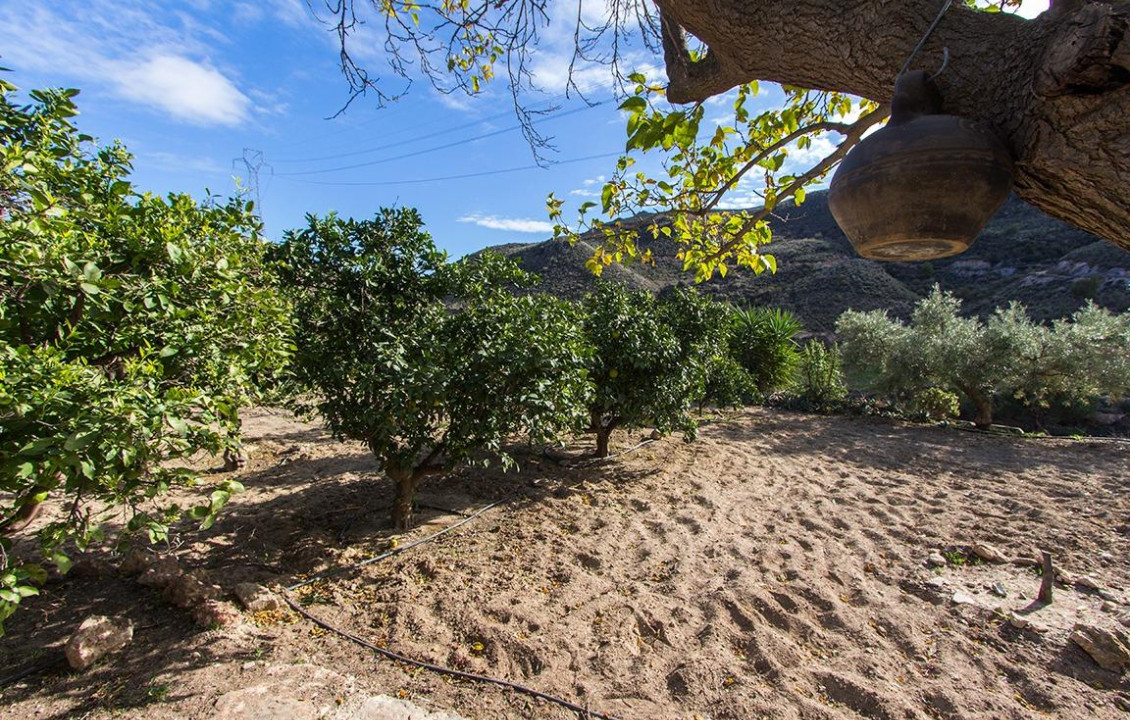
[0,0,1048,258]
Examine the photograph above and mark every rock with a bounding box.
[165,573,221,608]
[137,557,182,589]
[1056,570,1078,586]
[354,695,468,719]
[1010,556,1036,568]
[1009,615,1030,629]
[1070,624,1130,673]
[233,583,283,613]
[926,577,947,588]
[119,549,157,576]
[990,582,1008,598]
[951,591,976,605]
[972,543,1009,564]
[192,600,243,628]
[649,429,663,441]
[1101,602,1119,613]
[1120,614,1130,629]
[1077,575,1103,591]
[65,616,133,670]
[223,449,249,472]
[1098,588,1120,603]
[927,552,947,568]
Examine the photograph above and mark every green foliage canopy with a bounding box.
[273,210,592,528]
[582,283,726,456]
[0,80,292,631]
[837,287,1130,427]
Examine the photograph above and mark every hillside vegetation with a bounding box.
[485,192,1130,331]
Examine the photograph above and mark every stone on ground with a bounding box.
[65,615,133,670]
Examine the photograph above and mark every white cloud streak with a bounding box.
[458,213,555,233]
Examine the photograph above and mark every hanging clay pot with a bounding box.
[828,70,1014,261]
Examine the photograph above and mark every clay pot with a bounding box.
[829,71,1014,261]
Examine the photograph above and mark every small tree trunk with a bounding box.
[388,469,420,531]
[595,427,612,458]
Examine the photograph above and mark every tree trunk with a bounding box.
[595,426,612,458]
[656,0,1130,250]
[959,384,995,429]
[388,469,420,531]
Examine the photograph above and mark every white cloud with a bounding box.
[458,213,554,233]
[116,55,251,126]
[143,150,232,176]
[0,1,259,127]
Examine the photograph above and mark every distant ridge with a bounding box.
[480,190,1130,331]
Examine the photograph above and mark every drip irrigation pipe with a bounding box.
[281,594,620,719]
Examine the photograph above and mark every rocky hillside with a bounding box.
[483,192,1130,331]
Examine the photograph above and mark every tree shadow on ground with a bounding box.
[0,435,659,715]
[707,408,1129,489]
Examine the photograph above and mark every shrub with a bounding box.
[837,287,1130,428]
[0,81,291,631]
[729,307,802,394]
[789,341,848,409]
[700,354,759,410]
[274,210,590,528]
[911,388,961,421]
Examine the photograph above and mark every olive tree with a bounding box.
[274,210,591,528]
[0,81,292,631]
[837,287,1130,427]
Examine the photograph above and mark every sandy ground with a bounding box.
[1,406,1128,719]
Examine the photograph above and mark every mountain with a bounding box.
[482,191,1130,331]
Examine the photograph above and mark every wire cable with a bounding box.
[274,101,609,176]
[898,0,954,77]
[276,149,623,187]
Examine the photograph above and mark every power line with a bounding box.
[276,149,623,187]
[268,78,625,164]
[273,101,609,177]
[269,106,519,164]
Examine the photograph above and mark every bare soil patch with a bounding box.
[2,407,1129,719]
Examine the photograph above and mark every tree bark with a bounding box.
[958,383,995,428]
[388,469,420,531]
[655,0,1130,251]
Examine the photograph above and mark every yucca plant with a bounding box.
[729,307,803,394]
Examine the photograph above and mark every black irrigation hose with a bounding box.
[287,497,509,592]
[0,656,66,688]
[281,595,620,720]
[281,495,621,719]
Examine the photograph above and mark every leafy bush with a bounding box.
[789,341,848,409]
[582,283,724,457]
[700,355,759,410]
[911,388,961,421]
[275,210,590,528]
[837,286,1130,428]
[729,307,802,394]
[0,81,291,631]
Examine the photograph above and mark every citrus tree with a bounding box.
[0,80,292,631]
[273,210,590,528]
[582,283,724,457]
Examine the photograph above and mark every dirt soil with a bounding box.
[2,407,1129,719]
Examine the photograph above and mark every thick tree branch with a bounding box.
[655,0,1130,251]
